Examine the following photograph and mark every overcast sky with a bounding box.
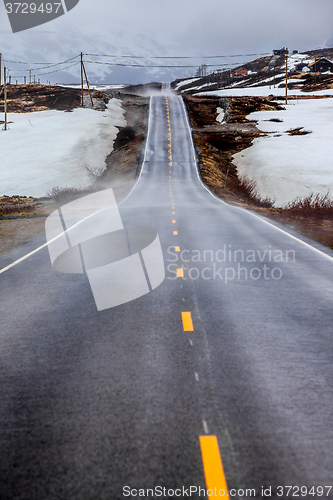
[1,0,333,84]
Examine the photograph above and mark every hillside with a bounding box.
[172,47,333,95]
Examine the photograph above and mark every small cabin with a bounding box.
[273,48,287,56]
[231,67,248,77]
[307,58,333,73]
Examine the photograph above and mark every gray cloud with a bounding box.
[1,0,333,84]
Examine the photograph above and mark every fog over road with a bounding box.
[0,92,333,499]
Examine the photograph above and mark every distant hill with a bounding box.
[303,47,333,59]
[172,47,333,94]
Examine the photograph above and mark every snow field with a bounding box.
[0,99,126,197]
[233,98,333,207]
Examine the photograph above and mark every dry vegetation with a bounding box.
[0,84,82,113]
[185,95,282,208]
[286,127,312,136]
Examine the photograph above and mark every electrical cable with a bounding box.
[35,61,80,76]
[84,60,244,68]
[3,55,80,71]
[84,52,271,59]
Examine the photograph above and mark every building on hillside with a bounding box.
[307,58,333,73]
[231,67,248,77]
[295,62,310,72]
[273,47,287,56]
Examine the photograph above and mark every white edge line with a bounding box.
[0,208,105,275]
[179,96,333,263]
[0,96,154,275]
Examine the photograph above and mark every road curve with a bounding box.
[0,92,332,500]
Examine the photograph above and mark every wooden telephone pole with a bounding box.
[4,67,7,131]
[81,52,84,106]
[285,47,289,105]
[80,52,94,107]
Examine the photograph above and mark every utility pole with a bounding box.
[29,69,32,84]
[285,47,288,105]
[82,60,94,107]
[81,52,84,106]
[4,67,7,131]
[0,53,2,87]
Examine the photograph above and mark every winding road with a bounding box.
[1,91,333,499]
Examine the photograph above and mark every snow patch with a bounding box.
[233,98,333,207]
[216,107,225,123]
[0,99,126,197]
[195,86,333,97]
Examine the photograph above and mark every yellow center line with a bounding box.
[173,231,178,235]
[175,246,180,252]
[181,312,193,331]
[177,268,184,277]
[172,220,176,223]
[199,435,229,498]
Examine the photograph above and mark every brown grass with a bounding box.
[286,127,312,136]
[282,193,333,219]
[235,177,275,208]
[0,196,36,216]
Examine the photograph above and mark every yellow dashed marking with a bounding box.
[181,312,193,331]
[173,231,178,235]
[199,436,229,498]
[177,268,184,277]
[172,220,176,223]
[175,246,180,252]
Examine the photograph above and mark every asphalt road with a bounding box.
[0,92,333,500]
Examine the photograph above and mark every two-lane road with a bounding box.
[1,93,332,499]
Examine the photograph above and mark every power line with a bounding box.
[3,55,80,72]
[84,52,270,59]
[36,61,80,76]
[1,51,270,78]
[3,59,55,64]
[84,60,245,68]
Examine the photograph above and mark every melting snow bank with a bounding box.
[195,86,333,98]
[0,99,126,198]
[233,98,333,207]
